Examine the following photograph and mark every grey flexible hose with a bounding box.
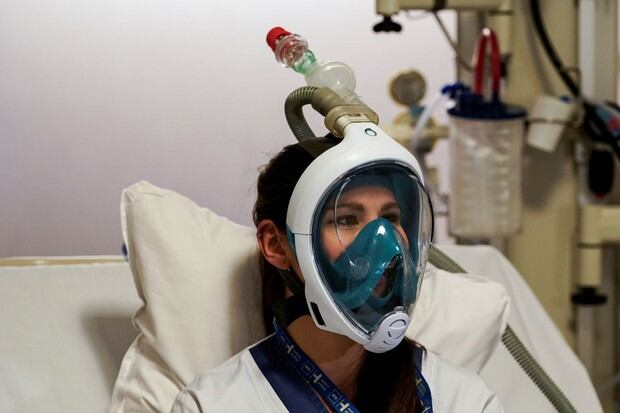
[429,246,578,413]
[284,86,319,142]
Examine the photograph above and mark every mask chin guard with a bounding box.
[364,312,410,353]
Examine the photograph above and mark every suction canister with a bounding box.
[448,28,526,239]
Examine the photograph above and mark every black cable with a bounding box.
[530,2,620,195]
[530,0,580,97]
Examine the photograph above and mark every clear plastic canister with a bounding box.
[448,116,524,239]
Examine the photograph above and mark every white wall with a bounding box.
[1,1,455,256]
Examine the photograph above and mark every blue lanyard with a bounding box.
[273,321,433,413]
[414,349,434,413]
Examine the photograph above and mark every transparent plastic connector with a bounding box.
[267,27,362,104]
[273,33,317,75]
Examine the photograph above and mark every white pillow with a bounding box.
[408,267,510,372]
[109,181,265,412]
[109,181,509,413]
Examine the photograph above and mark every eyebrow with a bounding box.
[381,202,400,212]
[323,202,365,213]
[323,201,401,213]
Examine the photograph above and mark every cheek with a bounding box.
[321,230,352,261]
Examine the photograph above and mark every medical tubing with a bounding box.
[285,86,348,142]
[501,328,577,413]
[431,12,473,72]
[411,92,449,150]
[473,28,501,99]
[428,246,578,413]
[529,0,580,97]
[284,86,320,142]
[412,83,466,152]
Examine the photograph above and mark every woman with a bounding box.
[171,139,502,412]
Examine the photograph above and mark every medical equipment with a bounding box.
[410,84,452,153]
[285,124,434,353]
[386,70,432,146]
[268,28,434,352]
[267,27,361,104]
[528,1,620,392]
[531,0,620,198]
[388,70,450,220]
[373,0,509,33]
[386,69,449,161]
[373,0,619,408]
[282,81,578,410]
[389,70,426,110]
[269,24,586,412]
[373,0,515,73]
[526,95,575,153]
[573,205,620,371]
[447,28,526,239]
[409,29,526,240]
[531,0,620,214]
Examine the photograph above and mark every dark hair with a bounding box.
[253,140,423,413]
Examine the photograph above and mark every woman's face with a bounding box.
[320,185,406,261]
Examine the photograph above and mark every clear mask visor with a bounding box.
[312,163,433,335]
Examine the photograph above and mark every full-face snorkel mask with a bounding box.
[280,87,434,353]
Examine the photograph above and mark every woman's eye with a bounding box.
[336,215,359,228]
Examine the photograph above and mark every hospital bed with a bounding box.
[0,258,136,412]
[0,183,602,413]
[0,250,601,412]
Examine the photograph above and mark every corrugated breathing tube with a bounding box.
[429,246,577,413]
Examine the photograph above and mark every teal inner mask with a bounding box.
[324,217,417,310]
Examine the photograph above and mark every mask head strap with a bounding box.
[277,268,304,296]
[272,268,309,328]
[271,134,340,327]
[273,294,310,328]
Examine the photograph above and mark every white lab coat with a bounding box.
[171,334,502,413]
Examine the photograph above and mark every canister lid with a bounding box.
[448,90,526,120]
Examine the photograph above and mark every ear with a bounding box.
[256,220,292,270]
